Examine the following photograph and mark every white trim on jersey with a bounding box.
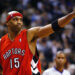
[31,67,39,74]
[31,59,38,69]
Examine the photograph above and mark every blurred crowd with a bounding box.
[0,0,75,75]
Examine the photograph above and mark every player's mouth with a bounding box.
[18,24,21,26]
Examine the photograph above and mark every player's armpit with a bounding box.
[27,27,40,42]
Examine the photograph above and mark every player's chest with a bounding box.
[1,36,26,52]
[1,37,26,62]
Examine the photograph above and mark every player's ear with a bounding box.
[6,21,9,26]
[64,58,67,64]
[64,54,67,64]
[54,57,56,62]
[6,22,8,26]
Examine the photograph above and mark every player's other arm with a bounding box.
[27,11,75,42]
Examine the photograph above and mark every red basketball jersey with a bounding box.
[0,29,41,75]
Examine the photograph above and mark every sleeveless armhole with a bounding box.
[23,29,33,55]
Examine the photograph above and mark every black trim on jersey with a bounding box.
[33,48,39,63]
[32,72,40,75]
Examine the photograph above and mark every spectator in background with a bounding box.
[42,51,71,75]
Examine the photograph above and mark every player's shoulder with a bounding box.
[64,69,70,75]
[45,67,53,72]
[1,34,7,38]
[28,27,40,33]
[21,29,27,32]
[43,67,54,75]
[20,29,27,35]
[1,34,8,41]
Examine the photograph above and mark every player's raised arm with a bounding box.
[58,11,75,27]
[27,11,75,42]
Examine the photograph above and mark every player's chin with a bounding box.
[17,24,22,28]
[17,24,23,29]
[17,26,22,31]
[15,26,22,32]
[59,63,64,66]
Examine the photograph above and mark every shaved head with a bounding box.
[56,51,66,57]
[55,51,66,68]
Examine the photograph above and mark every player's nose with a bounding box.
[59,59,63,62]
[17,19,21,23]
[17,20,22,24]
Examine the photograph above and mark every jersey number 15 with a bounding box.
[10,58,20,69]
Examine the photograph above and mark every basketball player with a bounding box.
[0,10,75,75]
[42,51,70,75]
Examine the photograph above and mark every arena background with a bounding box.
[0,0,75,75]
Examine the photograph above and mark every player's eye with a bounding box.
[58,57,60,59]
[13,18,18,21]
[61,57,64,59]
[20,18,23,21]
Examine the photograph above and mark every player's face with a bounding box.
[55,53,66,67]
[7,16,23,32]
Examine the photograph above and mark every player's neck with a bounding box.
[55,65,64,72]
[8,28,21,41]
